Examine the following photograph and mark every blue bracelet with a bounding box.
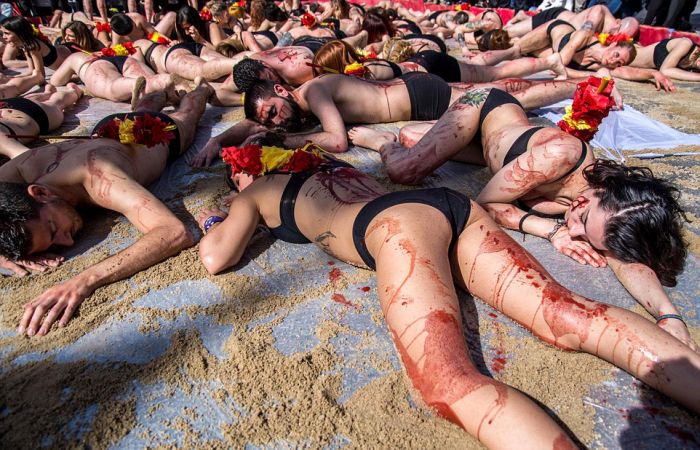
[656,314,685,324]
[203,215,225,233]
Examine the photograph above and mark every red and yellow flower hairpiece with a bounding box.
[301,12,317,28]
[95,114,177,147]
[101,41,137,57]
[95,22,112,33]
[596,32,633,46]
[558,76,615,142]
[148,31,170,44]
[221,142,327,177]
[200,7,213,21]
[454,3,470,11]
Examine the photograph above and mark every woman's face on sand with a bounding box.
[602,46,632,68]
[64,28,76,43]
[565,191,610,252]
[1,27,18,44]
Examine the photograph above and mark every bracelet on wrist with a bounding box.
[546,219,566,241]
[656,314,685,325]
[518,213,533,234]
[203,215,225,233]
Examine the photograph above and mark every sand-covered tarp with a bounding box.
[1,77,699,449]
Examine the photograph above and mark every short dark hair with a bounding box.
[110,13,134,36]
[243,79,277,120]
[176,5,210,42]
[454,11,469,24]
[263,2,289,22]
[0,182,38,259]
[233,58,267,92]
[583,160,688,286]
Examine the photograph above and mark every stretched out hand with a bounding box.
[658,319,699,353]
[191,139,221,167]
[0,253,65,277]
[18,276,93,336]
[652,71,676,93]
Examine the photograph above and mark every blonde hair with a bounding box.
[382,38,415,63]
[216,37,245,57]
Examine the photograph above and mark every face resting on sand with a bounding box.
[601,45,634,69]
[23,191,84,254]
[564,190,610,252]
[253,85,303,131]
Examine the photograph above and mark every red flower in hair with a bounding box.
[101,47,116,57]
[131,114,177,148]
[282,148,323,172]
[95,21,112,33]
[95,118,121,140]
[221,144,263,176]
[301,12,317,28]
[200,7,213,21]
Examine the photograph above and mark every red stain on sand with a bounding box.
[332,293,358,309]
[360,286,371,292]
[329,267,344,285]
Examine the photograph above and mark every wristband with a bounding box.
[518,213,533,234]
[656,314,685,325]
[203,215,225,233]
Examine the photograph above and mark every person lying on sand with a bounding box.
[0,80,213,337]
[195,137,700,449]
[192,73,589,166]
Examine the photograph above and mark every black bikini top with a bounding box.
[268,159,354,244]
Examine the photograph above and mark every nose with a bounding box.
[55,231,74,247]
[567,220,584,239]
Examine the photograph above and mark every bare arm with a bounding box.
[19,161,193,336]
[191,119,268,167]
[608,256,698,351]
[199,192,261,273]
[283,86,348,152]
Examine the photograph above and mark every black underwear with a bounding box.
[223,27,234,35]
[479,89,522,127]
[547,19,574,42]
[323,18,341,30]
[352,188,472,270]
[266,159,355,243]
[0,97,51,134]
[144,42,159,71]
[164,41,204,66]
[91,111,182,162]
[388,60,402,78]
[365,60,402,78]
[292,36,333,54]
[396,20,421,35]
[403,33,447,53]
[557,32,597,70]
[100,55,128,73]
[428,10,442,22]
[503,126,588,181]
[532,6,568,29]
[401,72,452,120]
[252,30,279,46]
[406,50,460,82]
[42,41,58,67]
[653,38,698,69]
[333,28,347,39]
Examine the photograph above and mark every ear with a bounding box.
[26,184,55,204]
[273,84,288,97]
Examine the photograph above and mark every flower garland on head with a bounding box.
[301,12,317,28]
[343,61,367,77]
[454,3,470,11]
[221,142,327,178]
[95,21,112,33]
[200,7,213,21]
[558,76,615,142]
[148,31,170,44]
[355,49,377,60]
[101,41,137,57]
[596,32,633,46]
[96,114,177,147]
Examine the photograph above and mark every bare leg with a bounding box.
[342,30,368,48]
[167,78,213,151]
[364,206,577,449]
[155,12,176,35]
[347,126,397,151]
[459,53,567,83]
[454,207,700,413]
[83,0,94,20]
[26,84,83,129]
[514,22,554,56]
[462,46,520,66]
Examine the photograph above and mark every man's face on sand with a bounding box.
[23,200,83,255]
[254,92,302,132]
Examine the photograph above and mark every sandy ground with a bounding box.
[0,69,699,448]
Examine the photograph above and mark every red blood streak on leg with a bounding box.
[384,239,417,314]
[391,310,508,437]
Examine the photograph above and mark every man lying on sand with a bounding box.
[0,81,212,337]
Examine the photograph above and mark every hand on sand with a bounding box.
[0,253,64,277]
[191,138,221,167]
[18,275,94,337]
[658,319,699,353]
[549,226,607,268]
[652,72,675,93]
[196,207,228,231]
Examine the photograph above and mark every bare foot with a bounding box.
[548,53,567,80]
[66,82,83,98]
[348,126,396,152]
[130,76,146,111]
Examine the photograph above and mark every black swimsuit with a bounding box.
[40,41,58,67]
[552,22,598,71]
[532,6,568,29]
[352,188,472,270]
[252,30,279,46]
[144,42,159,71]
[265,159,354,243]
[653,38,698,69]
[164,41,204,67]
[0,97,51,134]
[91,112,182,162]
[406,50,460,82]
[100,55,128,73]
[292,36,333,54]
[400,72,452,120]
[396,20,421,35]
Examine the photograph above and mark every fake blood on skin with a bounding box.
[391,310,508,438]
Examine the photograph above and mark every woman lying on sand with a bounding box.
[195,136,700,449]
[630,37,700,82]
[347,83,695,350]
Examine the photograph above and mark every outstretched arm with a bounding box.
[191,119,268,167]
[607,256,698,351]
[611,66,675,92]
[282,86,348,152]
[18,162,193,336]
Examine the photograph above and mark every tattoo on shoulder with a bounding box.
[458,88,489,107]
